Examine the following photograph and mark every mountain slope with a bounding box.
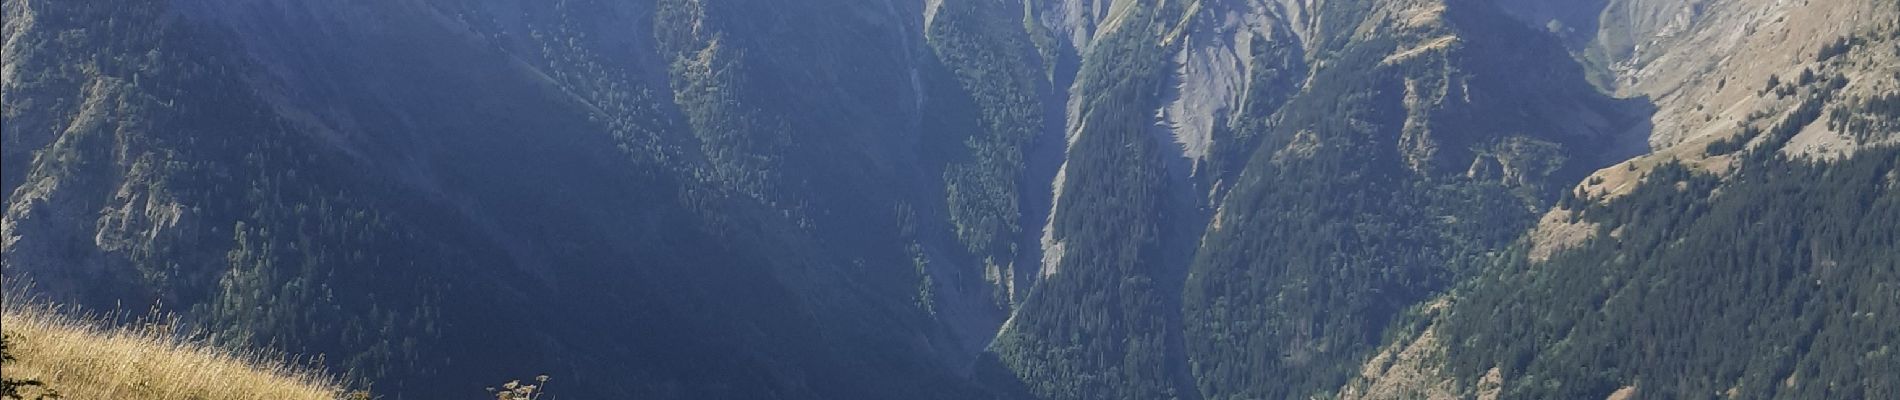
[1345,1,1900,398]
[4,0,985,398]
[3,0,1895,399]
[976,0,1649,398]
[1439,147,1900,399]
[1179,0,1646,397]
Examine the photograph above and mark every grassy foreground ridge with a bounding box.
[0,300,347,400]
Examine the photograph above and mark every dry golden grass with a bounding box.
[0,301,349,400]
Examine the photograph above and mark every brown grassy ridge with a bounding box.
[1,299,352,400]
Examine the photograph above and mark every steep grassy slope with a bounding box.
[1501,0,1900,158]
[1,302,348,400]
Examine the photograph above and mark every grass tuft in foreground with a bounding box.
[0,300,352,400]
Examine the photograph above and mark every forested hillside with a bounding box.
[1179,0,1642,396]
[1345,1,1900,398]
[1437,146,1900,399]
[5,0,984,398]
[3,0,1895,398]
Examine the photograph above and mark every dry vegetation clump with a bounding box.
[485,374,552,400]
[0,300,351,400]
